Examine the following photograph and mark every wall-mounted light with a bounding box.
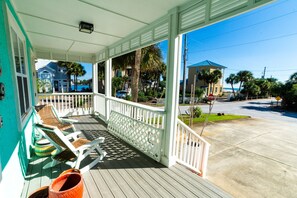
[79,21,94,34]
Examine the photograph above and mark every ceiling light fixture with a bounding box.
[79,21,94,34]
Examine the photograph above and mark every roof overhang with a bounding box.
[10,0,274,63]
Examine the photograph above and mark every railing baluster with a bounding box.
[187,132,192,164]
[174,119,210,176]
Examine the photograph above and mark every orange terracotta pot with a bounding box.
[49,172,83,198]
[28,186,49,198]
[59,168,81,176]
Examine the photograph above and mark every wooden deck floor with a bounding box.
[21,115,231,198]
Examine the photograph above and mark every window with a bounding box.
[116,70,122,77]
[10,27,30,118]
[41,71,51,79]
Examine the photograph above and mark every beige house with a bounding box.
[187,60,227,96]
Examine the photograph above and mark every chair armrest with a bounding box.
[65,131,81,140]
[77,137,105,150]
[60,118,78,123]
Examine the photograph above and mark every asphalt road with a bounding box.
[179,98,297,123]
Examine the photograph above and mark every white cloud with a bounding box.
[35,59,57,70]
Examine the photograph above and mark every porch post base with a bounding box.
[161,156,176,167]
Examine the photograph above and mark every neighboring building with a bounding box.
[187,60,227,96]
[37,62,70,92]
[113,66,132,92]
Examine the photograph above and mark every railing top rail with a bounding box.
[177,119,210,145]
[38,92,93,96]
[94,93,106,97]
[107,96,165,114]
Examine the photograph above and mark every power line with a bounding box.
[226,68,297,72]
[191,9,297,42]
[189,32,297,53]
[267,69,297,72]
[219,0,291,23]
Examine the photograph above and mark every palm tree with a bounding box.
[98,62,105,93]
[242,81,260,99]
[57,61,75,90]
[112,44,164,102]
[225,73,237,96]
[57,61,86,91]
[289,72,297,82]
[236,70,253,93]
[197,69,222,95]
[210,69,222,94]
[197,69,211,95]
[73,64,87,91]
[132,48,141,102]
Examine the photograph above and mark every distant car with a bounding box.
[116,90,128,99]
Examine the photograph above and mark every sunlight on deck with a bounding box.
[21,115,231,198]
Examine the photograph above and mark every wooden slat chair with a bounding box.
[35,105,77,131]
[35,123,106,173]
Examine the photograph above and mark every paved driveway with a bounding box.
[191,100,297,198]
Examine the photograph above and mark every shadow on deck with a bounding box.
[21,115,231,198]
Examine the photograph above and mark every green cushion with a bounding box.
[34,144,56,157]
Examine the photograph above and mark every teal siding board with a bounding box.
[0,0,20,170]
[0,0,36,185]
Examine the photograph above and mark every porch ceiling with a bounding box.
[10,0,189,57]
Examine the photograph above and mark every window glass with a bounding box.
[11,28,20,73]
[24,78,29,110]
[17,76,25,115]
[19,38,26,75]
[10,26,31,119]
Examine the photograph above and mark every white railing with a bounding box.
[173,119,210,178]
[108,97,165,129]
[38,93,93,117]
[94,93,106,120]
[106,97,165,161]
[37,93,210,174]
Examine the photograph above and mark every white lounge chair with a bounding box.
[34,104,78,131]
[35,123,106,173]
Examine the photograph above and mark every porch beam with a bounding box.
[162,8,182,167]
[104,52,112,121]
[92,62,98,112]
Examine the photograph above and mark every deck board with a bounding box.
[21,115,231,198]
[83,171,101,198]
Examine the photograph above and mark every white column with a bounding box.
[105,58,112,121]
[162,8,182,167]
[92,63,98,113]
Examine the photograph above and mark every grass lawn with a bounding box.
[179,114,250,125]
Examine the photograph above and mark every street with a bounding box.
[179,98,297,123]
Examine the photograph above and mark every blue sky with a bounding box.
[37,0,297,87]
[160,0,297,87]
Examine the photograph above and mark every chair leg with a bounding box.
[96,147,107,160]
[76,146,107,173]
[43,159,60,169]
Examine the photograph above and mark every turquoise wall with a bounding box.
[0,0,20,172]
[0,0,36,196]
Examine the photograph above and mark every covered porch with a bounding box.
[0,0,274,197]
[21,115,231,198]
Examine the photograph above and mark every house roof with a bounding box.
[37,62,69,79]
[187,60,227,69]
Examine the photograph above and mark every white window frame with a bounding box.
[7,7,32,128]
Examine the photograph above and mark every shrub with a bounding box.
[125,95,132,101]
[138,91,148,102]
[193,107,203,118]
